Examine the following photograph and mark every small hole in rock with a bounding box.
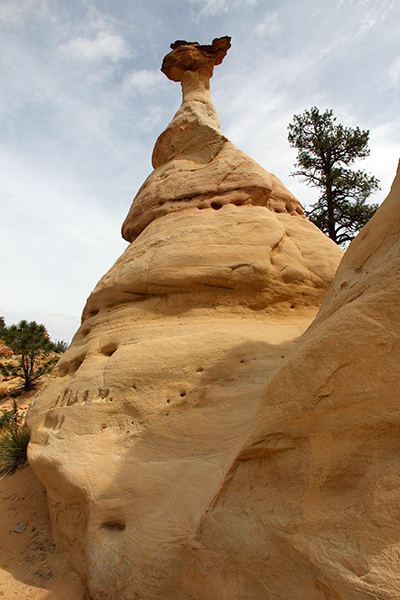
[211,201,222,210]
[101,343,118,357]
[196,367,204,373]
[180,392,186,397]
[57,364,69,377]
[101,522,126,532]
[62,354,86,376]
[166,399,170,404]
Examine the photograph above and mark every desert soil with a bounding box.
[0,383,86,599]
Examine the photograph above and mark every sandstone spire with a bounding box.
[26,39,345,600]
[122,37,305,243]
[161,36,231,84]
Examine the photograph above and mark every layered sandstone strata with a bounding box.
[122,36,304,242]
[27,38,345,600]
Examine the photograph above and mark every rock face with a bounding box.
[27,38,345,600]
[237,160,400,600]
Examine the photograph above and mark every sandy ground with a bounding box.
[0,465,86,599]
[0,376,87,599]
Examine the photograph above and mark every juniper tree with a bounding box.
[288,107,380,246]
[1,320,57,391]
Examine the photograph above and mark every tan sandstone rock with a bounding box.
[121,36,304,243]
[26,38,344,600]
[185,161,400,600]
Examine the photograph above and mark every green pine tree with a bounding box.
[288,107,380,246]
[1,320,57,391]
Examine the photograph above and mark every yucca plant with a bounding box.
[0,423,30,475]
[0,409,16,429]
[0,402,30,476]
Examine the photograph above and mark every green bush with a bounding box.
[1,320,55,391]
[0,423,30,475]
[0,402,29,476]
[51,340,69,354]
[0,409,17,429]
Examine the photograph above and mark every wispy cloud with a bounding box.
[122,69,165,95]
[191,0,231,17]
[253,12,280,37]
[58,31,131,62]
[190,0,258,18]
[336,0,398,37]
[0,0,42,25]
[387,56,400,87]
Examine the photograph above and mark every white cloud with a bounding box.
[192,0,229,16]
[58,31,130,62]
[0,1,21,22]
[191,0,258,18]
[254,12,280,37]
[336,0,399,38]
[387,56,400,87]
[362,121,400,196]
[0,148,127,327]
[0,0,39,24]
[122,69,165,95]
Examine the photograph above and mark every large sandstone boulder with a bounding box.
[26,38,344,599]
[231,159,400,600]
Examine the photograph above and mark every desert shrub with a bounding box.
[0,423,30,475]
[0,362,20,379]
[0,409,17,429]
[0,400,29,475]
[52,340,69,354]
[0,341,12,358]
[0,316,5,338]
[1,320,55,391]
[8,388,24,398]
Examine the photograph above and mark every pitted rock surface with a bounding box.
[25,38,354,600]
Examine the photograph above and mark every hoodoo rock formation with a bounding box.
[26,37,353,599]
[121,36,306,242]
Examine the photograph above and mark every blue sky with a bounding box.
[1,0,399,342]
